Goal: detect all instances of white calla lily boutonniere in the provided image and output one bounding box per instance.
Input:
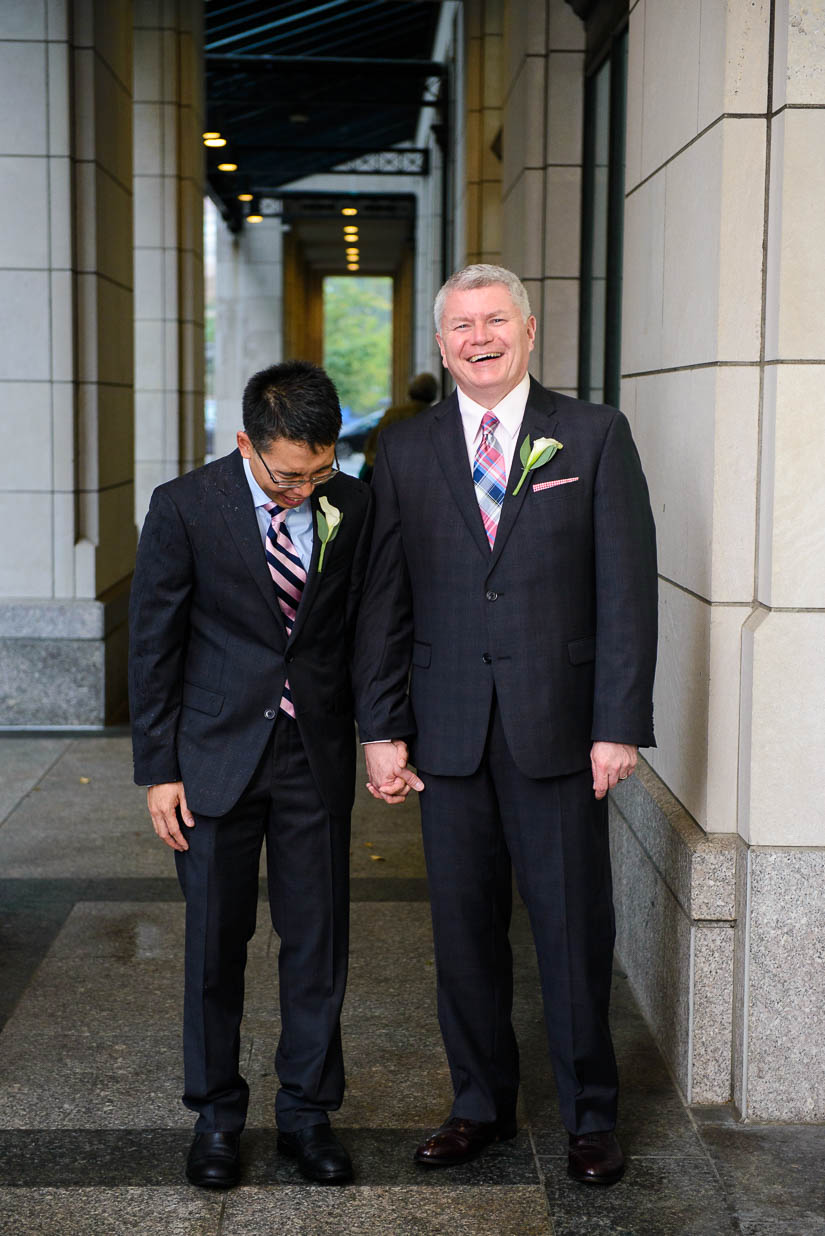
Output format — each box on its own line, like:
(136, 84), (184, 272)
(316, 495), (343, 572)
(512, 434), (563, 495)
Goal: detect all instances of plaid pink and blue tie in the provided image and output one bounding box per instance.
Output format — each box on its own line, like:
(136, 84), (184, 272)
(473, 412), (506, 548)
(264, 503), (307, 717)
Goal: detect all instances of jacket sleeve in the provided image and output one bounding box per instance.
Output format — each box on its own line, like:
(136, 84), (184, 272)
(590, 410), (658, 747)
(128, 487), (194, 785)
(352, 434), (416, 743)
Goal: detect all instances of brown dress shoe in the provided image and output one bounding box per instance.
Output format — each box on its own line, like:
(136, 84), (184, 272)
(414, 1116), (517, 1167)
(567, 1130), (625, 1185)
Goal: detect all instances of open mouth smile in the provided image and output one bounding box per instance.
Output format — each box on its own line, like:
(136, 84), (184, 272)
(468, 352), (503, 363)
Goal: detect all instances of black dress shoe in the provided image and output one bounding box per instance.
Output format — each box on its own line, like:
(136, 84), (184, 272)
(277, 1124), (353, 1184)
(567, 1130), (625, 1185)
(414, 1115), (518, 1167)
(186, 1131), (241, 1189)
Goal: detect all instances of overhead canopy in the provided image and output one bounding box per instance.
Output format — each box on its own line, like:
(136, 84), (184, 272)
(204, 0), (445, 229)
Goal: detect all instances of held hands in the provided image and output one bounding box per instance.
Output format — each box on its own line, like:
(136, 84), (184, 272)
(147, 781), (195, 851)
(365, 740), (425, 805)
(591, 741), (638, 800)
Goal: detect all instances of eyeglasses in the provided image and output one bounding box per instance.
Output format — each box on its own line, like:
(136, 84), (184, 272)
(255, 447), (339, 489)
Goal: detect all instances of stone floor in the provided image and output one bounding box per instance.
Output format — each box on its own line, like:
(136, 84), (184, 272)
(0, 733), (823, 1235)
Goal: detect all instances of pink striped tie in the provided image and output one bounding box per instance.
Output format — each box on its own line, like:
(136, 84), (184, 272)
(264, 503), (307, 718)
(473, 412), (506, 548)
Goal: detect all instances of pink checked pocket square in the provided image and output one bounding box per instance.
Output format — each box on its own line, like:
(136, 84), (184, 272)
(533, 476), (580, 492)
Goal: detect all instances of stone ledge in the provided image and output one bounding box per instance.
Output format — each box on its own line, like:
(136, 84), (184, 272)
(0, 581), (131, 641)
(612, 757), (738, 921)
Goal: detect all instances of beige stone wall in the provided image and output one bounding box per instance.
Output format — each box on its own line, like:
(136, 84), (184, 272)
(0, 0), (136, 724)
(619, 0), (825, 1120)
(463, 0), (504, 263)
(133, 0), (205, 526)
(622, 0), (770, 836)
(501, 0), (584, 393)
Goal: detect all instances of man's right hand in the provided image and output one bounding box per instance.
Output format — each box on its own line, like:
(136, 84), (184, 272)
(147, 781), (195, 851)
(365, 741), (425, 805)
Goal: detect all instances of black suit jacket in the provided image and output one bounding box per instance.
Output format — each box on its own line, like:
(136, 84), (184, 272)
(129, 450), (373, 817)
(354, 378), (657, 779)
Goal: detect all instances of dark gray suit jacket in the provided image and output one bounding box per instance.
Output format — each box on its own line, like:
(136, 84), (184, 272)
(354, 378), (657, 778)
(129, 450), (373, 817)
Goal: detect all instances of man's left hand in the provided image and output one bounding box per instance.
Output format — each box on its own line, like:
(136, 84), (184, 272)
(591, 741), (638, 800)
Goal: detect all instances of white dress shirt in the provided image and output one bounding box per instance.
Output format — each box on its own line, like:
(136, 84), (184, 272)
(456, 372), (531, 479)
(242, 456), (314, 571)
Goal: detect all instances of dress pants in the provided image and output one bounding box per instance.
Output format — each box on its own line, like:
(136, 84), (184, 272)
(418, 698), (619, 1136)
(174, 713), (351, 1134)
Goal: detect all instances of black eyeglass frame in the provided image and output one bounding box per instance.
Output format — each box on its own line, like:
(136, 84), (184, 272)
(254, 446), (340, 489)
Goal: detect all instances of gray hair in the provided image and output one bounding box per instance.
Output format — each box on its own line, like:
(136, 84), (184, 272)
(433, 264), (532, 334)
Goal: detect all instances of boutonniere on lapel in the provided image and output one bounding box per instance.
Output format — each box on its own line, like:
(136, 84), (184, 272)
(512, 434), (564, 495)
(316, 495), (343, 572)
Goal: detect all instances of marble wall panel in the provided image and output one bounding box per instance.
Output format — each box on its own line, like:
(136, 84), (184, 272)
(632, 366), (759, 602)
(774, 0), (825, 108)
(639, 0), (701, 180)
(765, 109), (825, 362)
(0, 157), (49, 268)
(621, 171), (665, 375)
(697, 0), (770, 129)
(547, 0), (584, 49)
(740, 609), (825, 847)
(545, 50), (583, 166)
(0, 384), (52, 491)
(759, 364), (825, 609)
(647, 582), (748, 833)
(0, 41), (47, 155)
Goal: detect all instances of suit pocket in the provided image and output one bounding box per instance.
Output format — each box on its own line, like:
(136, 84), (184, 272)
(567, 636), (596, 665)
(182, 681), (225, 716)
(412, 640), (432, 668)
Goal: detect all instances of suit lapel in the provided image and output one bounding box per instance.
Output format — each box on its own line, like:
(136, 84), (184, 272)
(489, 379), (561, 569)
(431, 393), (491, 561)
(216, 450), (285, 632)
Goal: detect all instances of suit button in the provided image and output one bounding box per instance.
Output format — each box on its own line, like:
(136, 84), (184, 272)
(482, 653), (492, 665)
(486, 590), (498, 601)
(264, 708), (276, 720)
(285, 653), (294, 663)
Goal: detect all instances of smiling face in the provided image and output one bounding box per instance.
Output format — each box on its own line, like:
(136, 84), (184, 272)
(435, 283), (536, 408)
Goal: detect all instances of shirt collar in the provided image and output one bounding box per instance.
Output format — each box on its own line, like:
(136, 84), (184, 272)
(456, 372), (531, 441)
(241, 455), (309, 515)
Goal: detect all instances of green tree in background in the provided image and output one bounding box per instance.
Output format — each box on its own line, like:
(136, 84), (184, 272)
(323, 276), (392, 416)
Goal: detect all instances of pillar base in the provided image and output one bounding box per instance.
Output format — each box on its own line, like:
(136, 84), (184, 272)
(0, 582), (131, 727)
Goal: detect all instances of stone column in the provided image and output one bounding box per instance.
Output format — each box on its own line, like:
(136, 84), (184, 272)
(0, 1), (135, 726)
(732, 0), (825, 1121)
(501, 0), (584, 388)
(133, 0), (205, 526)
(614, 0), (825, 1120)
(463, 0), (504, 264)
(213, 219), (283, 460)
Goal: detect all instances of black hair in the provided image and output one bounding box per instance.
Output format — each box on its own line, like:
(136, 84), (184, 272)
(242, 360), (342, 450)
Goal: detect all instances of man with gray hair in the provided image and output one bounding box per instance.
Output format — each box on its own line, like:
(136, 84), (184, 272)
(354, 264), (658, 1185)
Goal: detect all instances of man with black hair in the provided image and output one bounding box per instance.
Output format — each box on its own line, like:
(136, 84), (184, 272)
(129, 360), (375, 1189)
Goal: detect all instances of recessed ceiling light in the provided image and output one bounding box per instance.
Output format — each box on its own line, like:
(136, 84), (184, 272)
(204, 137), (227, 148)
(217, 163), (237, 172)
(341, 207), (358, 216)
(238, 193), (253, 202)
(246, 214), (263, 223)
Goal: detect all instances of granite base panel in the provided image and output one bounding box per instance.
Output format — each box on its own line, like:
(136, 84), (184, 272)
(609, 760), (736, 1106)
(734, 847), (825, 1121)
(0, 592), (130, 726)
(612, 761), (825, 1121)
